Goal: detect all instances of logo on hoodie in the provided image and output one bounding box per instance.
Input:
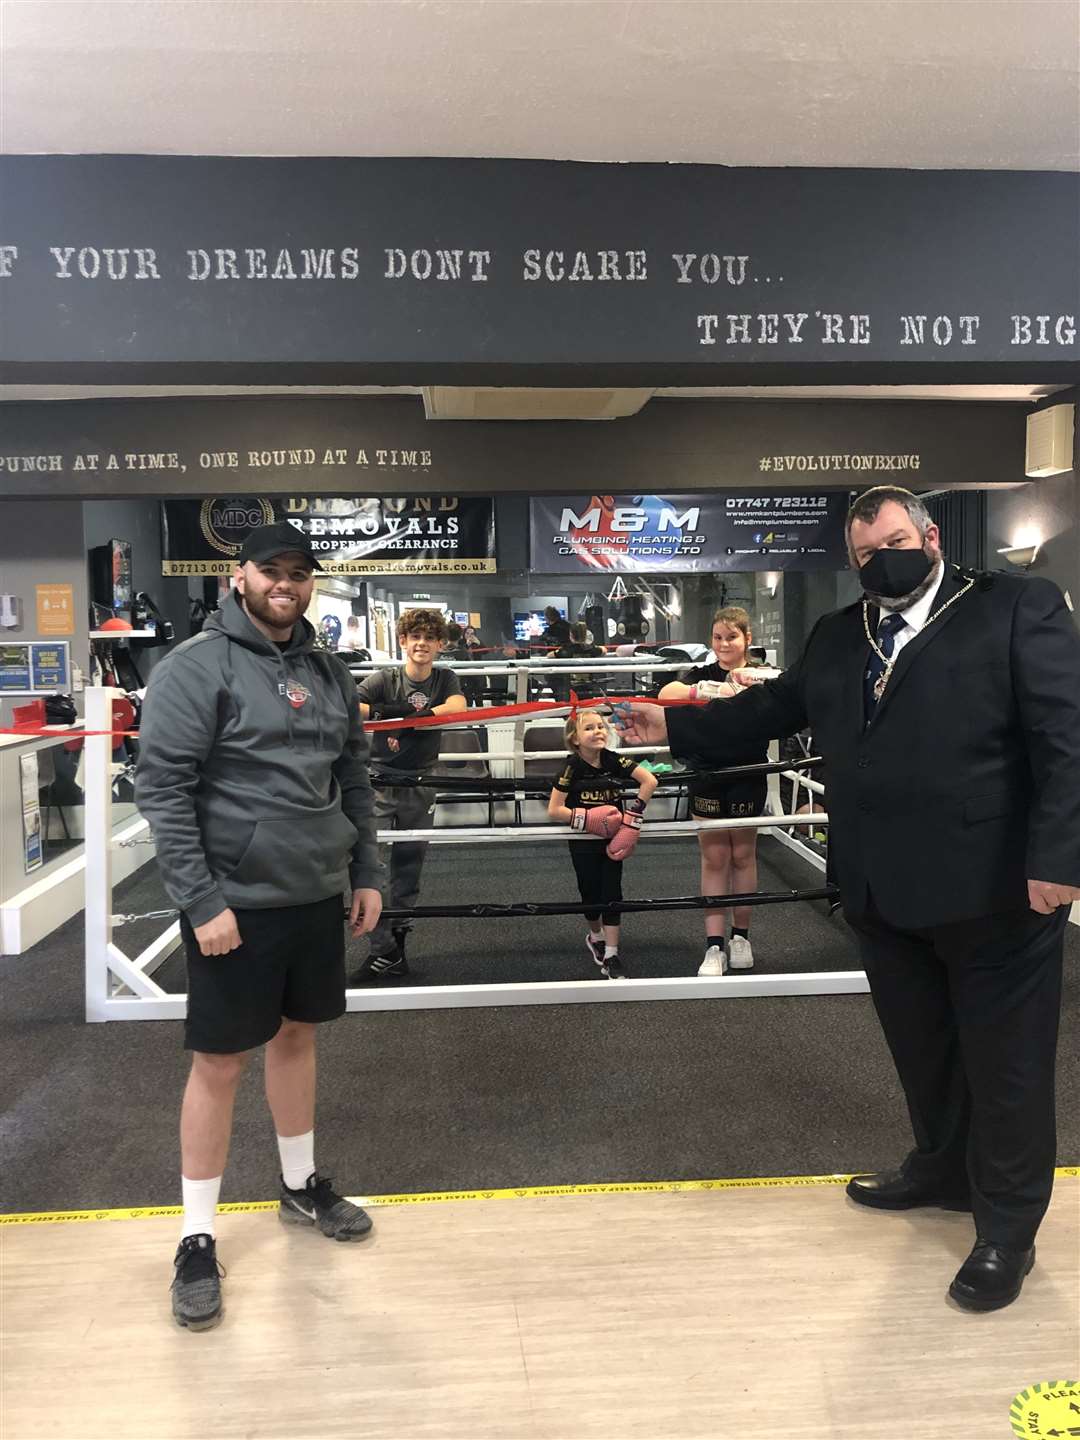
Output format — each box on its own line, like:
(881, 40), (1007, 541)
(284, 679), (310, 709)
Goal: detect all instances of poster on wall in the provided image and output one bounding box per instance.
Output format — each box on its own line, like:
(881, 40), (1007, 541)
(160, 496), (497, 575)
(0, 641), (71, 694)
(530, 493), (849, 573)
(35, 584), (76, 636)
(30, 643), (70, 689)
(0, 645), (33, 691)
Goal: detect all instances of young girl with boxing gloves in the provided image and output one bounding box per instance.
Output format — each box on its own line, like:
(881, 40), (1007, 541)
(548, 710), (658, 980)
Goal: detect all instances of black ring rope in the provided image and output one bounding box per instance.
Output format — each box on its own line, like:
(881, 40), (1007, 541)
(113, 885), (839, 928)
(376, 885), (838, 921)
(371, 754), (823, 793)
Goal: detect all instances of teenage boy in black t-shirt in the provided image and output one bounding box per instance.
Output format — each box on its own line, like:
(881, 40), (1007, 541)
(355, 608), (466, 977)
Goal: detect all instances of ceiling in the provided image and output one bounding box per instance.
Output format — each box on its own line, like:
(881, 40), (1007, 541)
(3, 0), (1077, 168)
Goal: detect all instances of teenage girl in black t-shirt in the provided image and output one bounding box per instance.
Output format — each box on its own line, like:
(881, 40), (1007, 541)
(659, 607), (767, 977)
(548, 710), (658, 980)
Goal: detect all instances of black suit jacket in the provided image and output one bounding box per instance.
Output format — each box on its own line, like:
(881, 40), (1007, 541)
(666, 566), (1080, 928)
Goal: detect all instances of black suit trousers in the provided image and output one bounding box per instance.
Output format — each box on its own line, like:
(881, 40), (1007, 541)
(850, 897), (1067, 1249)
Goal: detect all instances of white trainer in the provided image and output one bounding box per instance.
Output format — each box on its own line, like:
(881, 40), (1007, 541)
(698, 945), (726, 976)
(728, 936), (755, 970)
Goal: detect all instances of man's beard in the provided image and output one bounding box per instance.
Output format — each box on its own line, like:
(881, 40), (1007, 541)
(863, 545), (943, 612)
(243, 589), (301, 632)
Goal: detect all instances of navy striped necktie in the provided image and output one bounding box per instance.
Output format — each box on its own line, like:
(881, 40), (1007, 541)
(864, 612), (906, 721)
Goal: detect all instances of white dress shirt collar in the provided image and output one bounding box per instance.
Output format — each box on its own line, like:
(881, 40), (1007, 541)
(891, 559), (946, 634)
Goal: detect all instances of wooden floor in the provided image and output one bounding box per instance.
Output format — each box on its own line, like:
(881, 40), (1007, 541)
(2, 1179), (1078, 1440)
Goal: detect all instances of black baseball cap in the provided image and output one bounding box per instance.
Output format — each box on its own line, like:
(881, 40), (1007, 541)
(238, 521), (323, 570)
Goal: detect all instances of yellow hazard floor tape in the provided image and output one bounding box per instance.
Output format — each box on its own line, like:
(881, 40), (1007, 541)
(3, 1167), (1077, 1226)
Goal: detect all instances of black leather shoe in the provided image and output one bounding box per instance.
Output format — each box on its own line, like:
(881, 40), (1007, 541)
(846, 1169), (971, 1211)
(948, 1240), (1035, 1312)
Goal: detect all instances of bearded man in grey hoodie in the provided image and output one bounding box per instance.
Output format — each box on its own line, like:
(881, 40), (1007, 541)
(136, 521), (383, 1331)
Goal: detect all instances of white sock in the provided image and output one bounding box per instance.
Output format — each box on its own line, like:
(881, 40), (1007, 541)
(604, 944), (618, 959)
(180, 1174), (222, 1241)
(277, 1130), (315, 1191)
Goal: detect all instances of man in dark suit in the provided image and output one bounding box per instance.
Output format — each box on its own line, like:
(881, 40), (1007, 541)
(615, 486), (1080, 1312)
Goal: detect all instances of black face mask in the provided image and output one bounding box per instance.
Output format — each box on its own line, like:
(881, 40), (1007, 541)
(858, 546), (934, 599)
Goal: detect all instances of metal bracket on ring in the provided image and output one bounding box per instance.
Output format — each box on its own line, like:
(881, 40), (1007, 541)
(112, 909), (180, 926)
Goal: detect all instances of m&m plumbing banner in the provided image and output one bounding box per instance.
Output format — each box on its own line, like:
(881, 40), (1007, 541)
(530, 492), (850, 573)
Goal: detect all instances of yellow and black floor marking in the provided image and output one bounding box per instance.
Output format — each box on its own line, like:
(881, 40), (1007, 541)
(1009, 1381), (1080, 1440)
(3, 1166), (1077, 1227)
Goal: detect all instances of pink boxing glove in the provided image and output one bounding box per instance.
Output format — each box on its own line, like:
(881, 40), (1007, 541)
(606, 797), (647, 861)
(571, 804), (622, 840)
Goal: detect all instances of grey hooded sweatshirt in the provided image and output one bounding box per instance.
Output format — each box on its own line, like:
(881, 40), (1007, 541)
(135, 591), (379, 927)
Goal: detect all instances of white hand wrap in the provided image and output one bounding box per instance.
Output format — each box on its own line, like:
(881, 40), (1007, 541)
(729, 666), (782, 685)
(690, 679), (731, 700)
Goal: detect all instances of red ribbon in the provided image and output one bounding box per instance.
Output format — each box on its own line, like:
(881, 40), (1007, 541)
(2, 693), (708, 741)
(362, 693), (704, 732)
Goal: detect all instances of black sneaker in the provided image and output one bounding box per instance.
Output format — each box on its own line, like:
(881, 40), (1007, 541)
(357, 946), (409, 981)
(585, 932), (606, 969)
(171, 1233), (225, 1330)
(279, 1172), (374, 1241)
(601, 954), (629, 981)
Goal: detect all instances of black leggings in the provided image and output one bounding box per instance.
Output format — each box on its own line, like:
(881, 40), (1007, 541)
(569, 840), (623, 927)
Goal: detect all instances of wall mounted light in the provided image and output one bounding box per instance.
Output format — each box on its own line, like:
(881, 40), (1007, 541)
(996, 528), (1042, 569)
(997, 543), (1041, 568)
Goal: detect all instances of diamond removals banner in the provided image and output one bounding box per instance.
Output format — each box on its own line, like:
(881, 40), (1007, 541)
(161, 495), (497, 576)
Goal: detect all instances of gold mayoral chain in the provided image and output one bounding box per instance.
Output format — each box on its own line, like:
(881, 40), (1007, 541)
(862, 573), (975, 702)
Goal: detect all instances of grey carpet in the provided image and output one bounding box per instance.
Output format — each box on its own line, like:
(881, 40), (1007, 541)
(2, 837), (1077, 1212)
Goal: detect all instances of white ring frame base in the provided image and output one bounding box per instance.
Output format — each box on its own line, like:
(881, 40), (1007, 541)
(89, 970), (870, 1022)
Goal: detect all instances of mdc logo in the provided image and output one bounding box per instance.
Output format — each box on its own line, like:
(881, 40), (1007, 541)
(200, 496), (276, 556)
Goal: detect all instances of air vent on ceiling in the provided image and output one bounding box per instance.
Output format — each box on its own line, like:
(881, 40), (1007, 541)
(422, 387), (653, 421)
(1025, 403), (1074, 477)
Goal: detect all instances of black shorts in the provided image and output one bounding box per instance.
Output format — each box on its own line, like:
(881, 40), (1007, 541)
(180, 894), (346, 1054)
(689, 776), (767, 821)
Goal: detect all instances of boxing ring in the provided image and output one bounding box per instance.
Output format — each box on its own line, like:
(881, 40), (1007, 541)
(82, 658), (867, 1021)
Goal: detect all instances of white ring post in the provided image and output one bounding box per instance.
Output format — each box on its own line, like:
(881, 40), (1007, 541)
(83, 685), (116, 1022)
(83, 685), (174, 1020)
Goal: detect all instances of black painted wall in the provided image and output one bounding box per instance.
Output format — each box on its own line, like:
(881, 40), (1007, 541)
(0, 394), (1031, 499)
(1, 158), (1077, 384)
